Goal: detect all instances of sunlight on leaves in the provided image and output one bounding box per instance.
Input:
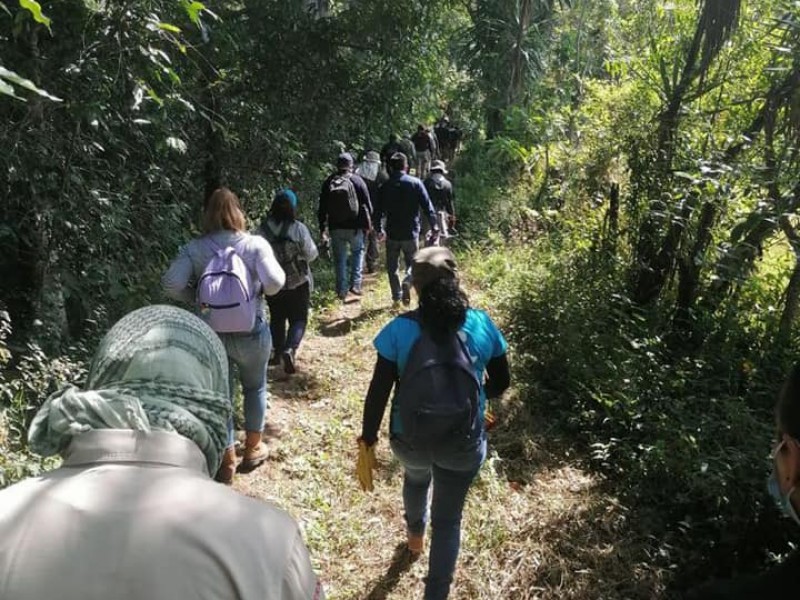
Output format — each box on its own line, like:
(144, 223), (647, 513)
(0, 66), (61, 102)
(18, 0), (51, 30)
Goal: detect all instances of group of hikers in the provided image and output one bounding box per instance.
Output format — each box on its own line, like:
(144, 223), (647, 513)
(0, 135), (798, 598)
(0, 139), (507, 600)
(320, 145), (456, 306)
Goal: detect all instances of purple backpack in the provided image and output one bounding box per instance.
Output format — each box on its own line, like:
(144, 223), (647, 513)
(196, 238), (258, 333)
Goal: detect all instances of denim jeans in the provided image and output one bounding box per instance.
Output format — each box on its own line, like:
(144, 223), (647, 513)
(330, 229), (365, 295)
(266, 282), (310, 353)
(390, 435), (487, 600)
(218, 317), (271, 445)
(386, 238), (419, 301)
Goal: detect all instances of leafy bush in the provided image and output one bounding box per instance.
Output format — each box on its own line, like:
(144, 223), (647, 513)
(0, 311), (86, 490)
(462, 229), (796, 590)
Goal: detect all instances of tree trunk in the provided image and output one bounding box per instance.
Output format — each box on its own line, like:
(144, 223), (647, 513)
(778, 252), (800, 342)
(602, 182), (620, 256)
(671, 199), (718, 342)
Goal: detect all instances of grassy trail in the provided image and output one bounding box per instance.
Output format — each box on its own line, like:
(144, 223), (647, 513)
(233, 267), (667, 599)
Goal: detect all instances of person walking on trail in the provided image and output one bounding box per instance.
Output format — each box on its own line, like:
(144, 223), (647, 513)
(428, 126), (440, 160)
(356, 247), (511, 600)
(423, 160), (456, 240)
(380, 133), (404, 170)
(412, 124), (434, 178)
(356, 150), (388, 274)
(686, 365), (800, 599)
(258, 189), (318, 375)
(400, 132), (417, 167)
(162, 187), (285, 484)
(374, 152), (439, 307)
(0, 305), (324, 600)
(318, 152), (373, 300)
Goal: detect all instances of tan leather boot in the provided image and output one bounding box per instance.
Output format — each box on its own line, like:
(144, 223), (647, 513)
(214, 446), (237, 485)
(407, 530), (424, 555)
(241, 431), (269, 469)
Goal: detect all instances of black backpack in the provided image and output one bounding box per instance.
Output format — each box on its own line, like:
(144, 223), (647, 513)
(395, 311), (481, 448)
(261, 221), (307, 289)
(426, 175), (450, 210)
(326, 173), (359, 225)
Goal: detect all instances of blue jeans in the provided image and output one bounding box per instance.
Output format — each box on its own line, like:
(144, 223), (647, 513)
(218, 317), (271, 445)
(386, 238), (419, 301)
(330, 229), (365, 295)
(390, 435), (487, 600)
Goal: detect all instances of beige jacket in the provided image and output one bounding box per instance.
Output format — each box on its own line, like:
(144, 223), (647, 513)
(0, 430), (323, 600)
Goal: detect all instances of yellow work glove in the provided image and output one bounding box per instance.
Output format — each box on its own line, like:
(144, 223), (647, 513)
(485, 403), (497, 431)
(356, 438), (377, 492)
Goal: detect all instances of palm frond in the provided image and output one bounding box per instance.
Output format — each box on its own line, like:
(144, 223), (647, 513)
(697, 0), (742, 75)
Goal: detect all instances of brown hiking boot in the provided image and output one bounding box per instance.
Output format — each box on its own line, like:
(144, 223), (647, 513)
(214, 446), (237, 485)
(240, 431), (269, 470)
(407, 530), (424, 555)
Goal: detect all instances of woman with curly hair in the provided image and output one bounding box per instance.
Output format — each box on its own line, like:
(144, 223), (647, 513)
(358, 246), (511, 600)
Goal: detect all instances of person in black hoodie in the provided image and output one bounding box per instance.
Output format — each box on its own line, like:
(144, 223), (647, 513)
(685, 366), (800, 598)
(318, 152), (372, 300)
(423, 160), (455, 239)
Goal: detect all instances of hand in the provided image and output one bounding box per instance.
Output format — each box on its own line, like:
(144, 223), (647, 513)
(377, 232), (386, 243)
(322, 230), (330, 243)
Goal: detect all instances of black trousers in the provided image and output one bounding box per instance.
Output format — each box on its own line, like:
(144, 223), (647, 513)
(266, 281), (311, 354)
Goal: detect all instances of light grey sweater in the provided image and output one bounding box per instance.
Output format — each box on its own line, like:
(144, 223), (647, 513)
(162, 230), (286, 317)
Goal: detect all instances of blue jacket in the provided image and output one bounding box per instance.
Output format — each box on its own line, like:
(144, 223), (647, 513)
(374, 172), (437, 241)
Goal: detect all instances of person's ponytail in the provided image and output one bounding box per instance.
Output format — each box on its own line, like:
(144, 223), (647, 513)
(417, 278), (468, 343)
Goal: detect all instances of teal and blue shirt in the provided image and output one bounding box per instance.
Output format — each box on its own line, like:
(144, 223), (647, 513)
(373, 308), (508, 435)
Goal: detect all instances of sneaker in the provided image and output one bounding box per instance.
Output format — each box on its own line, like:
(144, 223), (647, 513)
(401, 280), (411, 306)
(282, 348), (296, 375)
(268, 355), (281, 367)
(349, 286), (363, 296)
(337, 291), (348, 301)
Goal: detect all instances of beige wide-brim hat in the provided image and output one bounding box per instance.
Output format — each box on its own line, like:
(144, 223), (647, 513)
(411, 247), (458, 291)
(430, 160), (448, 174)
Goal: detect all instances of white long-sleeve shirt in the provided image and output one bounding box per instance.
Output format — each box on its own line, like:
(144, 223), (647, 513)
(0, 430), (324, 600)
(162, 230), (286, 316)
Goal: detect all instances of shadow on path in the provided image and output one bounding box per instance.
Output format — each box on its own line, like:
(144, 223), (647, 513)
(361, 542), (419, 600)
(318, 307), (389, 337)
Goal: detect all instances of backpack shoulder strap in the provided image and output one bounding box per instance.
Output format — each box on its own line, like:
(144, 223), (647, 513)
(203, 235), (223, 253)
(279, 220), (292, 240)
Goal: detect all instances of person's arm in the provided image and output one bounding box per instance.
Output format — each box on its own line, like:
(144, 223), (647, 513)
(281, 527), (325, 600)
(253, 237), (286, 296)
(353, 176), (373, 230)
(445, 183), (455, 219)
(299, 224), (319, 263)
(484, 353), (510, 399)
(417, 181), (438, 232)
(162, 243), (196, 304)
(374, 185), (385, 237)
(360, 354), (398, 445)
